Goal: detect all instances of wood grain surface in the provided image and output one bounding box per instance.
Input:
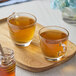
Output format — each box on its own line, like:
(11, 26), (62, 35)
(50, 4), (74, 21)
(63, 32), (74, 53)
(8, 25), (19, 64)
(0, 18), (76, 72)
(0, 0), (8, 3)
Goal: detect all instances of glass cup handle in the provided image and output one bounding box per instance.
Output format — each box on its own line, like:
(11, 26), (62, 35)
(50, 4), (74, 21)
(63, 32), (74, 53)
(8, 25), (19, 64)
(61, 44), (66, 53)
(58, 43), (66, 56)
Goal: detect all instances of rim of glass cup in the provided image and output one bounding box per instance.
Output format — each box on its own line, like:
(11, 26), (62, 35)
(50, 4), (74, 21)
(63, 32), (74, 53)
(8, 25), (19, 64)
(7, 12), (37, 28)
(39, 26), (69, 41)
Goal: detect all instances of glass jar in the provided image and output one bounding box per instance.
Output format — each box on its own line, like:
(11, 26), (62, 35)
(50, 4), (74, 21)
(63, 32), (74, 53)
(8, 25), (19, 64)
(62, 7), (76, 25)
(0, 47), (16, 76)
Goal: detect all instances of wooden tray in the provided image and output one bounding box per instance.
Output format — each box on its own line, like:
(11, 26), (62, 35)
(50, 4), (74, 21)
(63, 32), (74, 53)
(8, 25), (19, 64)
(0, 18), (76, 72)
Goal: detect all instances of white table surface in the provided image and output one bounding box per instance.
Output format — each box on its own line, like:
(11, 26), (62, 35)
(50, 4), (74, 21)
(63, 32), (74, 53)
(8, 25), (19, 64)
(0, 0), (76, 76)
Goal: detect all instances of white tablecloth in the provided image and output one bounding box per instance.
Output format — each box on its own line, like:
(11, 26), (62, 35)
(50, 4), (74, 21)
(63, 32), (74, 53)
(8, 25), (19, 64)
(0, 0), (76, 76)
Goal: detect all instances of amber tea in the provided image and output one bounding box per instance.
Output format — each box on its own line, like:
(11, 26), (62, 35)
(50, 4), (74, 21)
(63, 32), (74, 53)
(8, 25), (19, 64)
(39, 26), (69, 61)
(7, 12), (37, 46)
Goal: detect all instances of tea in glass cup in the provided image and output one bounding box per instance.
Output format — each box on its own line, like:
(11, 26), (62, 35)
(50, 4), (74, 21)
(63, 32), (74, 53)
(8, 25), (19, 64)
(7, 12), (37, 46)
(39, 26), (69, 61)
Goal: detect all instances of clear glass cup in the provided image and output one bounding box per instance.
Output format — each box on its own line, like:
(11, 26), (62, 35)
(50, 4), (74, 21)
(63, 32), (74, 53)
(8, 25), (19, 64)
(7, 12), (37, 46)
(62, 7), (76, 25)
(39, 26), (69, 61)
(0, 47), (16, 76)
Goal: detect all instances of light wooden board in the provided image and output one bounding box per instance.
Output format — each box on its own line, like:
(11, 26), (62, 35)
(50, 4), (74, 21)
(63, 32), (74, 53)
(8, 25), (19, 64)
(0, 18), (76, 72)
